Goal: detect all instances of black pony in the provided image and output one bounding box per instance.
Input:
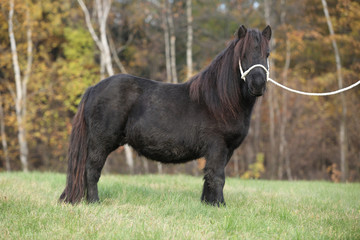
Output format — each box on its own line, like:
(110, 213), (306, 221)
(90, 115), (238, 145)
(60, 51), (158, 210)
(60, 25), (271, 206)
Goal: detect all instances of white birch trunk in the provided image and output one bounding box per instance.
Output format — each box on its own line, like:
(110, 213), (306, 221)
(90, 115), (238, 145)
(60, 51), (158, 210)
(8, 0), (32, 172)
(100, 53), (106, 80)
(108, 31), (128, 74)
(157, 162), (163, 174)
(166, 0), (177, 83)
(124, 145), (134, 174)
(96, 0), (113, 76)
(321, 0), (347, 182)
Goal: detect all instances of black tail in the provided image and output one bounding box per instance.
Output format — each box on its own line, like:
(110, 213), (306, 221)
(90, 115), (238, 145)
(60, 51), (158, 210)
(59, 88), (92, 204)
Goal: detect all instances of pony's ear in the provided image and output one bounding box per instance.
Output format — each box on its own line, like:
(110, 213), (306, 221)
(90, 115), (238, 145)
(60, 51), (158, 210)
(262, 25), (272, 41)
(237, 25), (247, 39)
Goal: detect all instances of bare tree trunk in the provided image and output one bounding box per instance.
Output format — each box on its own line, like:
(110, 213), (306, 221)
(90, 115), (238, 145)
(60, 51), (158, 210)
(124, 145), (134, 174)
(99, 54), (106, 80)
(165, 0), (177, 83)
(142, 157), (149, 174)
(78, 0), (105, 80)
(162, 5), (172, 83)
(78, 0), (134, 174)
(279, 38), (292, 180)
(233, 154), (239, 177)
(157, 162), (163, 174)
(321, 0), (347, 182)
(185, 0), (197, 174)
(253, 98), (263, 154)
(264, 0), (276, 179)
(108, 31), (128, 74)
(96, 0), (113, 76)
(8, 0), (32, 172)
(0, 96), (10, 171)
(277, 0), (292, 180)
(186, 0), (193, 79)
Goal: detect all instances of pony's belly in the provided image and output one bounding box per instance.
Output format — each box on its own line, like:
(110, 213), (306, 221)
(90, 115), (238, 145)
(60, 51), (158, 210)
(135, 143), (200, 164)
(126, 125), (202, 163)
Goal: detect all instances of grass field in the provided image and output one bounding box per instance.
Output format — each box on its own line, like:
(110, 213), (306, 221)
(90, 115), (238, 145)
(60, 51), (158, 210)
(1, 172), (359, 239)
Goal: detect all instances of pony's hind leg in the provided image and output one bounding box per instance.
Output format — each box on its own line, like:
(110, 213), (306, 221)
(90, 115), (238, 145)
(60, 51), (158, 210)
(85, 146), (109, 203)
(85, 129), (124, 203)
(82, 75), (140, 202)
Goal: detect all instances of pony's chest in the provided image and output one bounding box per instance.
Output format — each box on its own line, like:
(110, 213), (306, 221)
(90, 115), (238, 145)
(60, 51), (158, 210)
(222, 118), (251, 149)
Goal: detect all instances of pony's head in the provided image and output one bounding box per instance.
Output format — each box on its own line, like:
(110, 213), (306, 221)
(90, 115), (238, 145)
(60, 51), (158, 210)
(189, 25), (272, 121)
(235, 25), (271, 97)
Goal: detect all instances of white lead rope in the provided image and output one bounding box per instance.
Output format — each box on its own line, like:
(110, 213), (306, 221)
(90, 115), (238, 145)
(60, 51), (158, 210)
(267, 77), (360, 96)
(239, 59), (360, 96)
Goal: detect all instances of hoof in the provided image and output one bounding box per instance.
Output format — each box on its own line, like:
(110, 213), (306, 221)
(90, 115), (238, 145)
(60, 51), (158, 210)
(201, 198), (226, 207)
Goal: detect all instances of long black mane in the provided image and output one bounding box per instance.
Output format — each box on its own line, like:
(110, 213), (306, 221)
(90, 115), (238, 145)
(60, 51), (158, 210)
(189, 29), (269, 121)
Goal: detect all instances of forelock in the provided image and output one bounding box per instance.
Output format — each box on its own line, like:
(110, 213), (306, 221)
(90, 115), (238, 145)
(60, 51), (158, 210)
(238, 29), (269, 60)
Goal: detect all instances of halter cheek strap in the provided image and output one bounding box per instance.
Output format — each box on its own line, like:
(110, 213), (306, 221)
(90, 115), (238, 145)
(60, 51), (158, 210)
(238, 58), (270, 82)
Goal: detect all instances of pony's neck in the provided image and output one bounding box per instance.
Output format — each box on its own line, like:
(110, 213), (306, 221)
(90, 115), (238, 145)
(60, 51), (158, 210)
(188, 39), (257, 121)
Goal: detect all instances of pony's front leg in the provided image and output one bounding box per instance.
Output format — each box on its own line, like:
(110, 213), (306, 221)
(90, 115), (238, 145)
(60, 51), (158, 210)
(201, 145), (228, 206)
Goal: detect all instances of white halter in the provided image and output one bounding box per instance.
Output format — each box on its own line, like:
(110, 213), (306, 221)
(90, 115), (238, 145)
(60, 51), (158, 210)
(238, 58), (269, 82)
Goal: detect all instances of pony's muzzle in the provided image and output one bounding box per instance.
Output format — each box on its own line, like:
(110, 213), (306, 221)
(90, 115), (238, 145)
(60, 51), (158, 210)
(248, 70), (267, 96)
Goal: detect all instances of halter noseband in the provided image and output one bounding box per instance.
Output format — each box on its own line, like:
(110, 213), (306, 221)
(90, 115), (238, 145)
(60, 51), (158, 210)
(238, 58), (270, 82)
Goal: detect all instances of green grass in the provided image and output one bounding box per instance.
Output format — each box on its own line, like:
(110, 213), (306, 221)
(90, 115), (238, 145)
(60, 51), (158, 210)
(1, 172), (359, 239)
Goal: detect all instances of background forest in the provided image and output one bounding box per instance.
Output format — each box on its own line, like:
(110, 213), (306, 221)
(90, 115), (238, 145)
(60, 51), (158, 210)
(0, 0), (359, 181)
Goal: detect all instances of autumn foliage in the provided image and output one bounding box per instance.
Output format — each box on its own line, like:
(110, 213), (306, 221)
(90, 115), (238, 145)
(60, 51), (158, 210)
(0, 0), (359, 181)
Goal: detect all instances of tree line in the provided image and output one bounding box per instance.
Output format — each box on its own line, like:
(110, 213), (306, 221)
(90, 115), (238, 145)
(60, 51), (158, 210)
(0, 0), (359, 181)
